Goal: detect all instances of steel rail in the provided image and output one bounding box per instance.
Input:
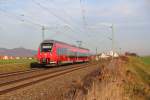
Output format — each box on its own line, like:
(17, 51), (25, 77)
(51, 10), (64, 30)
(0, 68), (45, 78)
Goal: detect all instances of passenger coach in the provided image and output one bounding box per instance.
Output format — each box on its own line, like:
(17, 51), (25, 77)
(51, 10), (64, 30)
(37, 40), (90, 65)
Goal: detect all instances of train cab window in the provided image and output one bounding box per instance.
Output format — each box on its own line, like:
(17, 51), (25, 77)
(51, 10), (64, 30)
(41, 43), (53, 52)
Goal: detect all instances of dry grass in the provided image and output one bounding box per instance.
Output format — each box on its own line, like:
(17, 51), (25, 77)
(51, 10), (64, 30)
(0, 63), (31, 73)
(0, 59), (36, 65)
(64, 68), (101, 100)
(0, 59), (36, 73)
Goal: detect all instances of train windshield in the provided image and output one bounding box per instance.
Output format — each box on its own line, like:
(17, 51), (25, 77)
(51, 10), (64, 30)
(41, 43), (53, 52)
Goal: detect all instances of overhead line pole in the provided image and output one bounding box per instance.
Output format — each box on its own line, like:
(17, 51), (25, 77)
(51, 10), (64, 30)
(110, 24), (114, 61)
(42, 26), (45, 41)
(80, 0), (87, 29)
(76, 40), (82, 61)
(96, 48), (98, 55)
(76, 40), (82, 47)
(79, 0), (93, 38)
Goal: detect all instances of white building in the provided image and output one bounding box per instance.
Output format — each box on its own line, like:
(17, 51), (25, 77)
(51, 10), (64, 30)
(99, 53), (109, 58)
(99, 51), (119, 59)
(15, 57), (20, 59)
(107, 51), (119, 57)
(3, 56), (8, 60)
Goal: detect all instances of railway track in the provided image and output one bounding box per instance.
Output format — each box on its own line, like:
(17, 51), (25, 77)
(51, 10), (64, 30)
(0, 68), (45, 78)
(0, 63), (92, 95)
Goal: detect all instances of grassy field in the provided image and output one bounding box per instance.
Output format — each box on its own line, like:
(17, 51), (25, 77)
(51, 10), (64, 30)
(0, 59), (36, 73)
(125, 56), (150, 100)
(140, 56), (150, 65)
(0, 59), (36, 65)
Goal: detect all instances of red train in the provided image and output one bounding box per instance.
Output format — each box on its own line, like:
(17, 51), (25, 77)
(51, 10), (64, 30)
(37, 40), (90, 65)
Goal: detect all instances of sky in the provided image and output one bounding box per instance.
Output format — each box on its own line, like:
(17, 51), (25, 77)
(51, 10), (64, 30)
(0, 0), (150, 55)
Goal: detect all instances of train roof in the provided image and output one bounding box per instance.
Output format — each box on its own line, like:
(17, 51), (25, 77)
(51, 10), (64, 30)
(42, 40), (89, 50)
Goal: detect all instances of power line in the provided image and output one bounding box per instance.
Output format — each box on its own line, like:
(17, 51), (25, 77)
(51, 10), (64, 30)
(0, 8), (110, 51)
(44, 0), (84, 33)
(0, 8), (45, 28)
(31, 0), (89, 37)
(0, 8), (52, 41)
(31, 0), (72, 27)
(0, 8), (79, 42)
(0, 5), (84, 47)
(45, 0), (95, 39)
(45, 0), (75, 24)
(0, 9), (24, 23)
(31, 0), (107, 46)
(0, 1), (112, 52)
(49, 0), (94, 39)
(32, 0), (87, 41)
(19, 1), (83, 41)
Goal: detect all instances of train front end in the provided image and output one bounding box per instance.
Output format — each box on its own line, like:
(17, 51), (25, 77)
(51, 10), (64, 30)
(37, 42), (55, 65)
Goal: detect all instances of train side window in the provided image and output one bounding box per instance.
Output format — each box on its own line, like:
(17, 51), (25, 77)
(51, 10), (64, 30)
(57, 48), (64, 55)
(60, 49), (61, 55)
(63, 48), (65, 55)
(66, 48), (68, 55)
(62, 48), (64, 55)
(65, 48), (67, 55)
(57, 48), (60, 55)
(72, 51), (74, 56)
(61, 48), (67, 55)
(69, 50), (72, 56)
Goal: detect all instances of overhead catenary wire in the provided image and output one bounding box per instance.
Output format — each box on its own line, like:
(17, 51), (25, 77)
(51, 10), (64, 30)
(0, 8), (52, 41)
(46, 0), (95, 39)
(20, 13), (88, 42)
(19, 6), (57, 26)
(31, 0), (110, 49)
(0, 8), (79, 42)
(44, 0), (76, 25)
(39, 3), (110, 49)
(0, 8), (45, 28)
(31, 0), (74, 29)
(0, 1), (112, 53)
(41, 0), (94, 41)
(31, 0), (91, 45)
(31, 0), (90, 37)
(32, 0), (98, 47)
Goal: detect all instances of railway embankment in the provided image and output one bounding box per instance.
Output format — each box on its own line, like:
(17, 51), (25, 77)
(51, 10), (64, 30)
(68, 58), (128, 100)
(65, 56), (150, 100)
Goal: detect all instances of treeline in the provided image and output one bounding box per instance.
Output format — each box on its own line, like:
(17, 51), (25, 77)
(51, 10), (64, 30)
(125, 52), (138, 57)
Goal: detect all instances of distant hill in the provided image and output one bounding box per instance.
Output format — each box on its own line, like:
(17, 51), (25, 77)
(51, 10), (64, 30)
(0, 47), (37, 57)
